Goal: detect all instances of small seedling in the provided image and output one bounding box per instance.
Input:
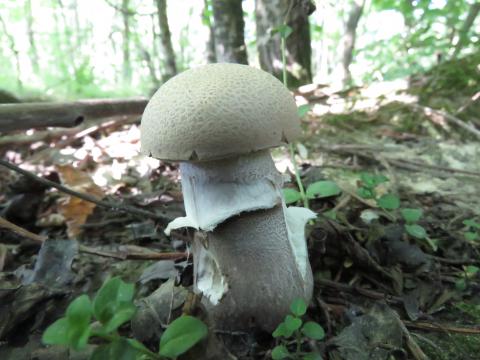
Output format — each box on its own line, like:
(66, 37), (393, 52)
(283, 180), (341, 206)
(42, 277), (207, 359)
(271, 298), (324, 359)
(463, 218), (480, 243)
(357, 172), (400, 210)
(455, 265), (480, 291)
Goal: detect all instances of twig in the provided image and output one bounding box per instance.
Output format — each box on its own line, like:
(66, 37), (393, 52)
(393, 313), (429, 360)
(319, 144), (480, 178)
(0, 215), (186, 261)
(404, 321), (480, 335)
(0, 216), (47, 242)
(0, 158), (170, 224)
(410, 103), (480, 140)
(428, 255), (480, 266)
(316, 278), (403, 305)
(387, 158), (480, 178)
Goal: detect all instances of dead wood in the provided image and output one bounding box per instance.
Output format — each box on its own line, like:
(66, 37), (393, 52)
(0, 97), (148, 132)
(0, 158), (170, 224)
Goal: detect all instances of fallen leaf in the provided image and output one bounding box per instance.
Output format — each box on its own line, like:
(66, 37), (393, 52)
(56, 165), (105, 238)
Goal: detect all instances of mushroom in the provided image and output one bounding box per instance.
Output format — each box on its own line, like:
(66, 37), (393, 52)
(141, 63), (315, 332)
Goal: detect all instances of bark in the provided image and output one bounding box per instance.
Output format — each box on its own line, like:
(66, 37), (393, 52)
(255, 0), (315, 87)
(155, 0), (177, 82)
(211, 0), (248, 64)
(122, 0), (132, 85)
(0, 98), (148, 132)
(340, 0), (365, 88)
(25, 0), (40, 74)
(203, 0), (217, 63)
(453, 2), (480, 57)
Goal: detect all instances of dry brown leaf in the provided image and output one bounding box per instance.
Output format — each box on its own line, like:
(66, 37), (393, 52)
(56, 165), (105, 238)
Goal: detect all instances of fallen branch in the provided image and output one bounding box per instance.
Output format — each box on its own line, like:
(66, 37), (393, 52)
(315, 278), (403, 305)
(0, 98), (148, 132)
(409, 103), (480, 140)
(0, 215), (185, 261)
(404, 321), (480, 335)
(0, 158), (170, 224)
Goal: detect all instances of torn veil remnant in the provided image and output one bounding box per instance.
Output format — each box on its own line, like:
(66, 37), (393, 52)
(141, 63), (315, 331)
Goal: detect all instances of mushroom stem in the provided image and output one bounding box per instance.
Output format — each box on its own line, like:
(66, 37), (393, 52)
(168, 150), (314, 331)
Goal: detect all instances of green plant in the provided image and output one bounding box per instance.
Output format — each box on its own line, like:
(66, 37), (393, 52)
(283, 180), (342, 207)
(42, 277), (208, 359)
(463, 218), (480, 243)
(271, 298), (324, 360)
(356, 172), (438, 250)
(357, 172), (400, 210)
(273, 19), (342, 211)
(455, 265), (480, 291)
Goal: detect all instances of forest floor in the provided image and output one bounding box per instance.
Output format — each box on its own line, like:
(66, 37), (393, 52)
(0, 54), (479, 360)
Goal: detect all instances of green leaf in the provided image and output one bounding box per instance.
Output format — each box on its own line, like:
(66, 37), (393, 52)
(159, 315), (208, 358)
(66, 295), (93, 350)
(101, 304), (137, 333)
(271, 24), (293, 39)
(284, 315), (302, 332)
(303, 353), (323, 360)
(360, 173), (388, 188)
(301, 322), (325, 340)
(456, 278), (466, 291)
(283, 188), (302, 205)
(90, 338), (141, 360)
(357, 187), (375, 199)
(465, 232), (479, 242)
(42, 317), (70, 346)
(463, 219), (480, 229)
(405, 224), (427, 239)
(272, 345), (290, 360)
(66, 295), (92, 325)
(306, 181), (341, 199)
(377, 194), (400, 210)
(93, 277), (134, 325)
(272, 322), (288, 338)
(465, 265), (479, 276)
(400, 208), (423, 223)
(297, 104), (311, 118)
(290, 298), (307, 316)
(323, 210), (337, 220)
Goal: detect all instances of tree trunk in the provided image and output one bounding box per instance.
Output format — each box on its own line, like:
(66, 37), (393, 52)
(340, 0), (365, 88)
(255, 0), (314, 87)
(121, 0), (132, 85)
(0, 14), (22, 90)
(211, 0), (248, 64)
(453, 2), (480, 57)
(25, 0), (40, 74)
(203, 0), (217, 63)
(155, 0), (177, 82)
(0, 98), (148, 132)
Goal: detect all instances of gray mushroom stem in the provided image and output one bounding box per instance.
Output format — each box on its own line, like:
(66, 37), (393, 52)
(166, 150), (314, 331)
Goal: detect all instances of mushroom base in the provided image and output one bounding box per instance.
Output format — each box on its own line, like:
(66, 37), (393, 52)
(193, 205), (313, 332)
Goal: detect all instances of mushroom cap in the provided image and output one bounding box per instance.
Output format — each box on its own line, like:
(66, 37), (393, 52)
(141, 63), (300, 161)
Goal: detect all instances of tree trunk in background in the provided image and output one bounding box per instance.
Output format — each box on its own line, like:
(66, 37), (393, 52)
(0, 14), (22, 90)
(203, 0), (217, 63)
(256, 0), (314, 87)
(340, 0), (365, 88)
(453, 2), (480, 57)
(121, 0), (132, 85)
(155, 0), (177, 82)
(25, 0), (40, 74)
(211, 0), (248, 64)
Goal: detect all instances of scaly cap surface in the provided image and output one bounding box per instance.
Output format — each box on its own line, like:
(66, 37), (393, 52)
(141, 63), (300, 161)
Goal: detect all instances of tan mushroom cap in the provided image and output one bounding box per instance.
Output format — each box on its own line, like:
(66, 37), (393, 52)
(141, 63), (300, 161)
